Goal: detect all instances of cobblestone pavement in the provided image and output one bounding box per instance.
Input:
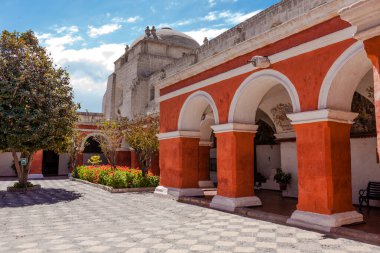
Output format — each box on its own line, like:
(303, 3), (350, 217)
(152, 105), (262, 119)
(1, 179), (380, 253)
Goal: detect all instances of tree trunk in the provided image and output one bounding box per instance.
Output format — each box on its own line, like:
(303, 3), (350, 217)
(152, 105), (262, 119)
(11, 151), (22, 182)
(12, 151), (35, 187)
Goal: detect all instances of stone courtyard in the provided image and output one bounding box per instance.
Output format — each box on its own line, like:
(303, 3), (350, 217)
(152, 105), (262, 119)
(0, 179), (379, 253)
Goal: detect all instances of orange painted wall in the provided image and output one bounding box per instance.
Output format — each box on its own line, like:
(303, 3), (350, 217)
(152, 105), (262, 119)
(215, 132), (255, 198)
(29, 150), (43, 174)
(131, 151), (140, 169)
(294, 121), (354, 214)
(159, 138), (199, 188)
(76, 153), (84, 166)
(116, 151), (131, 166)
(160, 39), (355, 132)
(161, 17), (351, 96)
(198, 146), (211, 181)
(149, 152), (160, 176)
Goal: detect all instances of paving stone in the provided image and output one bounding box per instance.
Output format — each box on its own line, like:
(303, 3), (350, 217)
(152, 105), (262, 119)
(1, 179), (380, 253)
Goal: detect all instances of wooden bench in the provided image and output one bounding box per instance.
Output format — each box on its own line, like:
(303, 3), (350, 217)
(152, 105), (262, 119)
(359, 181), (380, 210)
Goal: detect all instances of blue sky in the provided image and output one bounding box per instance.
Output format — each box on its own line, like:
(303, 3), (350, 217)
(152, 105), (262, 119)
(0, 0), (279, 112)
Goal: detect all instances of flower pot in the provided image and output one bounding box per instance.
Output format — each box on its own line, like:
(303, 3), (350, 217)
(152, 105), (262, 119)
(279, 183), (287, 191)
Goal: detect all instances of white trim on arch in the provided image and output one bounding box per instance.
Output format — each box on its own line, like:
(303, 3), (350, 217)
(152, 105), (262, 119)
(177, 91), (220, 131)
(318, 41), (364, 109)
(80, 133), (107, 151)
(228, 69), (301, 123)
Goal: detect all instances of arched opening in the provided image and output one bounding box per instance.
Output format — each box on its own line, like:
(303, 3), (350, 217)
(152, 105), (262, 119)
(82, 136), (107, 165)
(319, 42), (380, 232)
(228, 69), (300, 212)
(178, 91), (219, 188)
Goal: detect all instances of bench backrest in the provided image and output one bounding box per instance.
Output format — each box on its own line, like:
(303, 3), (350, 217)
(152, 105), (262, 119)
(368, 182), (380, 199)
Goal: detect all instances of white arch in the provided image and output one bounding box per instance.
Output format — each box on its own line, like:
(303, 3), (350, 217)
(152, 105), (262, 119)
(178, 91), (220, 131)
(80, 133), (107, 151)
(318, 41), (371, 110)
(228, 69), (301, 124)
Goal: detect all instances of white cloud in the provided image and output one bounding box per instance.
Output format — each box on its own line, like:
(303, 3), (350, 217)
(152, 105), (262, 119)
(204, 10), (261, 24)
(54, 25), (79, 34)
(126, 16), (141, 23)
(184, 28), (227, 45)
(208, 0), (216, 7)
(87, 24), (121, 38)
(38, 28), (125, 111)
(112, 16), (141, 23)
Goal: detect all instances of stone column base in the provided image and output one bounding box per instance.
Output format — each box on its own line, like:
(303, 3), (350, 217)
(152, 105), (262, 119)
(28, 174), (44, 179)
(198, 180), (215, 188)
(154, 186), (204, 200)
(210, 195), (262, 212)
(287, 210), (363, 232)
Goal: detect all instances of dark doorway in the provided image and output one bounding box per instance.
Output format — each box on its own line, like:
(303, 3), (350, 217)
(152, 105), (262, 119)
(82, 136), (107, 165)
(83, 137), (102, 153)
(42, 150), (59, 176)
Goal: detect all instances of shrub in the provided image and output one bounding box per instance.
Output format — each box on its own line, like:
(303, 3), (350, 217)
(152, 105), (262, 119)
(98, 169), (110, 185)
(74, 165), (160, 188)
(112, 170), (127, 188)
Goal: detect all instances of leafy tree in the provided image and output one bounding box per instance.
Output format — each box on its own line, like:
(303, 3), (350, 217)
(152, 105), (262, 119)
(123, 115), (159, 177)
(0, 30), (79, 187)
(94, 120), (124, 169)
(66, 130), (87, 171)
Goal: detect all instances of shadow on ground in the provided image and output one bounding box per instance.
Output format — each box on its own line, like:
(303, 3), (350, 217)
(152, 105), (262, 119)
(0, 188), (82, 207)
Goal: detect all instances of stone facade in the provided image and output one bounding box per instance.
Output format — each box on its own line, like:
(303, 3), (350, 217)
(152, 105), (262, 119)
(102, 27), (199, 120)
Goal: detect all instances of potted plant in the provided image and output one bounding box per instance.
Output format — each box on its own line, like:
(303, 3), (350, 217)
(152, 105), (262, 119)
(254, 172), (267, 189)
(273, 168), (292, 191)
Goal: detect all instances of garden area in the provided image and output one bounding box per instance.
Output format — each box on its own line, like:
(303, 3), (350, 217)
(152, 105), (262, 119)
(72, 165), (159, 189)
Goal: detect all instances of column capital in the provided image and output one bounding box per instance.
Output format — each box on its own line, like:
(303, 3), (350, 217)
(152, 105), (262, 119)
(211, 123), (258, 133)
(339, 0), (380, 40)
(287, 109), (358, 125)
(157, 131), (200, 140)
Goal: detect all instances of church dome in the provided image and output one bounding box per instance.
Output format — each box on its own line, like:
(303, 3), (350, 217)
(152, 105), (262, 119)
(130, 27), (199, 49)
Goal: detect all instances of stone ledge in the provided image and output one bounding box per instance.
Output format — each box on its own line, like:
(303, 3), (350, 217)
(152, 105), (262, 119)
(210, 195), (262, 212)
(70, 178), (155, 193)
(154, 186), (204, 200)
(7, 184), (41, 192)
(287, 210), (364, 232)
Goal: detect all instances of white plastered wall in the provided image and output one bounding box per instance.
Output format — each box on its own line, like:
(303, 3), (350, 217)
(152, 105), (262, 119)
(280, 141), (298, 198)
(58, 153), (70, 175)
(256, 145), (281, 190)
(351, 137), (380, 206)
(0, 152), (17, 176)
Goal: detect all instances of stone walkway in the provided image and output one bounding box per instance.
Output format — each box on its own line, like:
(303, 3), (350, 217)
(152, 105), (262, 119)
(0, 179), (379, 253)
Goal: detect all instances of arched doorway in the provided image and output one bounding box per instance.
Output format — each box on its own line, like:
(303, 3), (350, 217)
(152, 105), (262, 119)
(82, 136), (107, 165)
(178, 91), (219, 188)
(209, 69), (300, 211)
(155, 90), (220, 198)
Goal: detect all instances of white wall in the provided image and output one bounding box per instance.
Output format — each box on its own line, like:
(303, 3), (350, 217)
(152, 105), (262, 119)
(58, 153), (70, 175)
(256, 145), (281, 190)
(280, 141), (298, 198)
(0, 152), (17, 176)
(351, 137), (380, 206)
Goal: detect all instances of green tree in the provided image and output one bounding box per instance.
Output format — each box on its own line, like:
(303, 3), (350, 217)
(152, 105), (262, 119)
(0, 30), (79, 187)
(94, 120), (124, 169)
(66, 130), (87, 172)
(123, 115), (159, 177)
